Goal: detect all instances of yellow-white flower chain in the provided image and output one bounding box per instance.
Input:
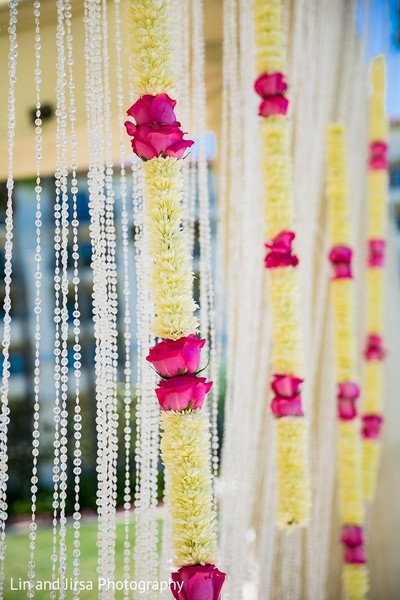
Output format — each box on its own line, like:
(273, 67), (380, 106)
(253, 0), (310, 529)
(326, 125), (368, 600)
(363, 56), (388, 501)
(127, 0), (218, 570)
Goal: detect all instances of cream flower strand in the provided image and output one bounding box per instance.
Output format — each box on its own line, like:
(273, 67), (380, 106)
(253, 0), (310, 529)
(326, 124), (368, 600)
(362, 56), (388, 501)
(126, 2), (225, 598)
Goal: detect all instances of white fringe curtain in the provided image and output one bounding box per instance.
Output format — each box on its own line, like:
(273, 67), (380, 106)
(218, 1), (399, 598)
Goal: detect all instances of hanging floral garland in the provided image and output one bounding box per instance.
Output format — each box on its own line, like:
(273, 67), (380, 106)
(362, 56), (388, 502)
(125, 1), (225, 598)
(326, 124), (368, 600)
(252, 0), (310, 527)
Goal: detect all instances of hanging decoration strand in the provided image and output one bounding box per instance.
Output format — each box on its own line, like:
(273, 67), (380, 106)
(362, 56), (388, 501)
(326, 124), (369, 600)
(0, 0), (18, 591)
(191, 0), (220, 485)
(26, 1), (43, 596)
(51, 2), (70, 595)
(113, 0), (133, 595)
(252, 0), (311, 528)
(64, 2), (83, 597)
(125, 1), (225, 598)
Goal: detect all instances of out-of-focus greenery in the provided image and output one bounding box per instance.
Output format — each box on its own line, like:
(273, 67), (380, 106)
(4, 518), (163, 600)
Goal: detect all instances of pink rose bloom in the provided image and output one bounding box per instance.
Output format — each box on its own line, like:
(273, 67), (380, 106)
(270, 396), (304, 417)
(362, 414), (383, 440)
(155, 374), (212, 412)
(126, 122), (194, 160)
(271, 374), (303, 397)
(254, 72), (287, 96)
(147, 335), (205, 378)
(369, 140), (388, 170)
(127, 93), (179, 126)
(170, 564), (226, 600)
(364, 334), (386, 361)
(124, 93), (194, 160)
(368, 239), (386, 267)
(328, 245), (353, 279)
(259, 95), (289, 117)
(264, 231), (299, 269)
(338, 382), (360, 400)
(337, 382), (359, 420)
(341, 525), (364, 547)
(337, 398), (357, 420)
(344, 546), (366, 564)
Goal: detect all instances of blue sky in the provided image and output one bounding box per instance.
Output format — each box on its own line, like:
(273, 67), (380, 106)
(357, 0), (400, 119)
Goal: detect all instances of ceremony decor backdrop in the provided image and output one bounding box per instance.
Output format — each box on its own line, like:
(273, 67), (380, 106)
(0, 1), (398, 600)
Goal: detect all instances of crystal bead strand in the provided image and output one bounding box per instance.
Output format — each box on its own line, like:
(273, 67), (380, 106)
(83, 1), (113, 596)
(101, 0), (119, 582)
(64, 3), (82, 597)
(191, 0), (220, 484)
(0, 0), (18, 591)
(51, 1), (70, 596)
(27, 2), (43, 595)
(131, 155), (159, 599)
(113, 0), (133, 595)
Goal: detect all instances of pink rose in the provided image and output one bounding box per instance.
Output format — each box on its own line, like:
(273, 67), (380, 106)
(271, 374), (303, 397)
(369, 140), (388, 170)
(124, 93), (194, 160)
(338, 382), (360, 400)
(270, 395), (304, 417)
(328, 245), (353, 279)
(264, 230), (299, 269)
(146, 335), (206, 378)
(362, 414), (383, 440)
(254, 72), (287, 96)
(344, 546), (366, 565)
(337, 382), (360, 420)
(259, 95), (289, 116)
(364, 334), (386, 361)
(341, 525), (364, 547)
(155, 374), (212, 411)
(170, 564), (226, 600)
(127, 93), (179, 126)
(368, 239), (386, 267)
(126, 123), (194, 160)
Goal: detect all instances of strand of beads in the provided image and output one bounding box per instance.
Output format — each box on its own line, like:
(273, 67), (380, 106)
(83, 0), (117, 595)
(0, 0), (18, 591)
(191, 0), (220, 485)
(27, 1), (43, 595)
(362, 56), (388, 501)
(51, 2), (71, 595)
(64, 2), (82, 597)
(252, 0), (310, 528)
(113, 1), (133, 596)
(126, 2), (225, 598)
(326, 124), (368, 600)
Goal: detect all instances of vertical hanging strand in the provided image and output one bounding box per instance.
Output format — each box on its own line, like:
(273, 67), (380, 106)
(51, 2), (70, 596)
(27, 1), (43, 595)
(362, 56), (388, 501)
(114, 1), (133, 596)
(64, 2), (82, 597)
(190, 0), (220, 484)
(101, 0), (119, 581)
(83, 1), (115, 596)
(0, 0), (18, 591)
(326, 124), (368, 600)
(252, 0), (311, 528)
(125, 1), (225, 598)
